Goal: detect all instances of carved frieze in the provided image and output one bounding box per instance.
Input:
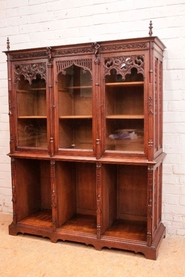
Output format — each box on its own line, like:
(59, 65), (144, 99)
(53, 46), (93, 56)
(101, 42), (147, 52)
(103, 55), (144, 79)
(11, 51), (47, 60)
(14, 62), (46, 84)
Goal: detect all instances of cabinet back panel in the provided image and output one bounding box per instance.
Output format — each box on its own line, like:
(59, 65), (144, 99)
(102, 164), (117, 233)
(16, 159), (51, 222)
(56, 162), (96, 227)
(16, 78), (46, 116)
(17, 91), (46, 116)
(106, 87), (143, 116)
(74, 93), (92, 115)
(59, 119), (92, 149)
(56, 162), (76, 227)
(40, 161), (51, 210)
(17, 119), (47, 148)
(59, 90), (92, 116)
(76, 163), (96, 215)
(117, 165), (147, 221)
(58, 90), (73, 116)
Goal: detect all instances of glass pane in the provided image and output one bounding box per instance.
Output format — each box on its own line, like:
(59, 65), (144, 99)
(105, 68), (144, 152)
(16, 75), (47, 148)
(58, 65), (92, 150)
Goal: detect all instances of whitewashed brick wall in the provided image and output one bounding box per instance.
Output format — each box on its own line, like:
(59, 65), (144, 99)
(0, 0), (185, 236)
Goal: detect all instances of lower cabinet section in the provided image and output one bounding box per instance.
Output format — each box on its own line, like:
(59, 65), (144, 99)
(9, 158), (166, 260)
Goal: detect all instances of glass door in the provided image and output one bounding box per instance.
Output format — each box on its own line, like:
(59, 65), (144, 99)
(104, 56), (144, 152)
(58, 64), (93, 151)
(16, 74), (47, 148)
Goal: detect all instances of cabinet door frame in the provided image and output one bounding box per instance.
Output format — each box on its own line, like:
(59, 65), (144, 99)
(100, 50), (149, 159)
(10, 58), (51, 154)
(53, 55), (98, 158)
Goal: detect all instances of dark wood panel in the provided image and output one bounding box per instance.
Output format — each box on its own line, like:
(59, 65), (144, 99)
(76, 163), (96, 215)
(117, 165), (147, 221)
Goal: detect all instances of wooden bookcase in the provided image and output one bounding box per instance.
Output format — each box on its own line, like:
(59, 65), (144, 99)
(5, 22), (166, 259)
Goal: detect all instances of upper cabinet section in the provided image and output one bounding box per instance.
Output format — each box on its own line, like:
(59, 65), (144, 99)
(5, 25), (165, 160)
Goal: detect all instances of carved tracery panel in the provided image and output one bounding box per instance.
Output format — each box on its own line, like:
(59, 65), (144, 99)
(14, 63), (46, 84)
(103, 55), (144, 79)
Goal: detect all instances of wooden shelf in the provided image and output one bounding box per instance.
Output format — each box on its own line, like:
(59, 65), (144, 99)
(18, 116), (47, 119)
(20, 210), (52, 229)
(59, 115), (92, 119)
(103, 219), (147, 241)
(60, 214), (97, 234)
(106, 81), (144, 87)
(17, 88), (46, 92)
(65, 86), (92, 89)
(106, 115), (144, 119)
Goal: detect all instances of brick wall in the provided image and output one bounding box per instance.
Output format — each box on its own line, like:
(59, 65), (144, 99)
(0, 0), (185, 235)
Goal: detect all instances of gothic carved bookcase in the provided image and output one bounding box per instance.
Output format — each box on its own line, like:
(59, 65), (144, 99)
(5, 22), (166, 259)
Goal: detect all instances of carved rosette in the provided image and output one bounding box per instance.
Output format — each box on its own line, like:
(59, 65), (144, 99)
(14, 62), (46, 84)
(56, 59), (92, 75)
(103, 55), (144, 79)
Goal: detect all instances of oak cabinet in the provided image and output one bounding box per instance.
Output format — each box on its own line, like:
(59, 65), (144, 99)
(5, 23), (166, 259)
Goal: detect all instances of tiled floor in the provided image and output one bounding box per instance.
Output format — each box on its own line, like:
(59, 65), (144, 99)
(0, 212), (185, 277)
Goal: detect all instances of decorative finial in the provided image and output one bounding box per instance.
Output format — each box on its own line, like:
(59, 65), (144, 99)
(149, 21), (153, 36)
(7, 37), (10, 51)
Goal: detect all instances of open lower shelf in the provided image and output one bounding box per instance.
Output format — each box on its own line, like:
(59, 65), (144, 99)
(19, 212), (147, 242)
(59, 214), (97, 234)
(103, 219), (147, 241)
(19, 209), (52, 229)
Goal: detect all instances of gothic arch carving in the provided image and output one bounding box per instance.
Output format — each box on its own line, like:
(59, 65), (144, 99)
(56, 59), (92, 75)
